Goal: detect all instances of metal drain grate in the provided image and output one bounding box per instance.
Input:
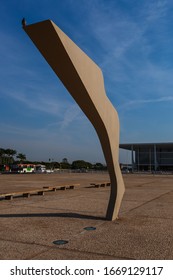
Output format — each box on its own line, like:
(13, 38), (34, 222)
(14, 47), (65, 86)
(53, 240), (68, 245)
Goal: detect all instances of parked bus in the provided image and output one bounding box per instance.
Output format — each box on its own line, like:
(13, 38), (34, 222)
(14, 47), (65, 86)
(18, 164), (35, 173)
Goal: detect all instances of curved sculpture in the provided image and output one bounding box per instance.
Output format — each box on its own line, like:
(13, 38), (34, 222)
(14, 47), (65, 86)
(23, 20), (125, 220)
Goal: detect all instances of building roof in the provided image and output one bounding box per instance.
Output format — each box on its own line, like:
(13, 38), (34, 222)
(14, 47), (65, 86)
(120, 142), (173, 151)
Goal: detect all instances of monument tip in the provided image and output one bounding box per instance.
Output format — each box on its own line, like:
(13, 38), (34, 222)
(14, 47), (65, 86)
(22, 18), (26, 28)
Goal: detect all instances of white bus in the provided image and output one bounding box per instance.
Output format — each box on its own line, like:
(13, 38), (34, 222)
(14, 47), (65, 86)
(18, 164), (35, 173)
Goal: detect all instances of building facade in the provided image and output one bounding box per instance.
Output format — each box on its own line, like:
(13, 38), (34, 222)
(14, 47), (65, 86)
(120, 143), (173, 171)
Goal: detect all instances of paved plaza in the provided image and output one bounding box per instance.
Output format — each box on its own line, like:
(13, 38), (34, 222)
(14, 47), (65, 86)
(0, 173), (173, 259)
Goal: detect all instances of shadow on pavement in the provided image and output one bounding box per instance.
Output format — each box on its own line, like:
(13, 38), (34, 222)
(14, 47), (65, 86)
(0, 212), (105, 220)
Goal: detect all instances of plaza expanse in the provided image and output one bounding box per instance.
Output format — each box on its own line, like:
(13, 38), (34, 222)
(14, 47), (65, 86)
(0, 173), (173, 259)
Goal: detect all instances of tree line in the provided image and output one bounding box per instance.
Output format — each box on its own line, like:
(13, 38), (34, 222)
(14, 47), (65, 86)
(0, 148), (26, 165)
(0, 148), (107, 170)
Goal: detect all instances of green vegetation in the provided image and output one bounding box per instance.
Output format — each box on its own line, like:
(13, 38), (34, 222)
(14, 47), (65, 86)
(71, 160), (92, 170)
(0, 147), (107, 171)
(0, 148), (17, 165)
(16, 153), (27, 163)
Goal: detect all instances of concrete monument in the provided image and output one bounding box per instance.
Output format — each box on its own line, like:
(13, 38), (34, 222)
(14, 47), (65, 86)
(23, 20), (125, 220)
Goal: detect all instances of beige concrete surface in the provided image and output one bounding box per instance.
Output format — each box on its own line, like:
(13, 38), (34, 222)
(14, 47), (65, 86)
(23, 20), (125, 220)
(0, 173), (173, 259)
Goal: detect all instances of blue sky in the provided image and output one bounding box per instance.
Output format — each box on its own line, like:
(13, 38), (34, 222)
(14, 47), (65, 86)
(1, 0), (173, 163)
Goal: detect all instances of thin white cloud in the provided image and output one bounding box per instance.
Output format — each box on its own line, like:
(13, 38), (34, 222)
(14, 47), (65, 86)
(118, 96), (173, 111)
(3, 85), (84, 130)
(4, 89), (63, 115)
(89, 7), (143, 60)
(59, 103), (83, 129)
(145, 0), (168, 22)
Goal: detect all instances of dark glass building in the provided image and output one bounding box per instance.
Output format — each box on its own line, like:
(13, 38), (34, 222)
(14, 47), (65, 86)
(120, 143), (173, 171)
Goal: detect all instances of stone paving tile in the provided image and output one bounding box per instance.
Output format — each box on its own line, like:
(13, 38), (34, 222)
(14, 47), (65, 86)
(123, 187), (173, 202)
(0, 239), (49, 260)
(31, 247), (124, 260)
(126, 199), (173, 219)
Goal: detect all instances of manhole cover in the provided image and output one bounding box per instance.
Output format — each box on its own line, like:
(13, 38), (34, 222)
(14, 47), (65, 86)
(84, 226), (96, 231)
(53, 240), (68, 245)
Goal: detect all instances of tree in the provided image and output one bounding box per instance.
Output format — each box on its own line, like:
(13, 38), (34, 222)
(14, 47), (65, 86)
(53, 162), (60, 169)
(5, 149), (17, 157)
(17, 153), (26, 163)
(94, 162), (104, 170)
(94, 162), (107, 170)
(0, 148), (5, 157)
(0, 148), (5, 159)
(60, 161), (71, 169)
(0, 148), (5, 164)
(0, 148), (16, 164)
(71, 160), (92, 169)
(62, 158), (68, 164)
